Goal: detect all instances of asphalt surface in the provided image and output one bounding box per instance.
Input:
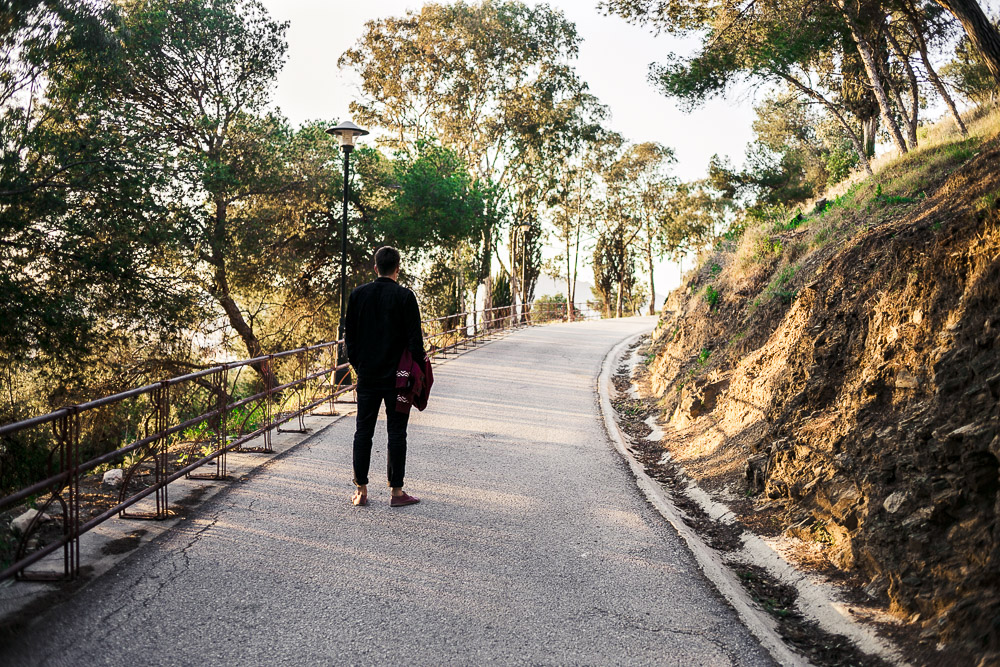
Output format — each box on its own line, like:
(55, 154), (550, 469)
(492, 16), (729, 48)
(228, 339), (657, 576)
(2, 318), (773, 666)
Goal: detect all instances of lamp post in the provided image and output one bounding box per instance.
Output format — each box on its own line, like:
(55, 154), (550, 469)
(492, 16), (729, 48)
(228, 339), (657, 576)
(325, 120), (369, 386)
(518, 223), (531, 324)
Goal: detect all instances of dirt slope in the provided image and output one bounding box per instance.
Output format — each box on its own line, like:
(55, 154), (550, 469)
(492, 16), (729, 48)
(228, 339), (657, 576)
(646, 129), (1000, 661)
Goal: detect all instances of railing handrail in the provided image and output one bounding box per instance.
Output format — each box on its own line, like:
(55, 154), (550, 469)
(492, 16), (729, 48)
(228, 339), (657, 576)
(0, 299), (601, 582)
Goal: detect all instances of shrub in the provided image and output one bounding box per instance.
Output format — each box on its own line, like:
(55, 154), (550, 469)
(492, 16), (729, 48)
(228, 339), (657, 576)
(703, 285), (720, 308)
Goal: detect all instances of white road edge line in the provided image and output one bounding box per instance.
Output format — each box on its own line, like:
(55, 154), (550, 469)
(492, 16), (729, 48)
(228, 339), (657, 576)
(598, 331), (808, 667)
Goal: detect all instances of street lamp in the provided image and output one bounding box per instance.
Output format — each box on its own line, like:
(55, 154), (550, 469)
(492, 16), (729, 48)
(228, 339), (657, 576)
(518, 223), (531, 324)
(326, 120), (369, 386)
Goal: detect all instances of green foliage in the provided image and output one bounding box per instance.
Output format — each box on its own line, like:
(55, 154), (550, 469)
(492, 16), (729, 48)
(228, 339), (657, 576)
(592, 224), (639, 317)
(532, 294), (568, 323)
(697, 348), (712, 365)
(824, 140), (860, 183)
(764, 265), (799, 305)
(702, 285), (720, 308)
(491, 271), (513, 310)
(942, 24), (1000, 107)
(750, 236), (784, 263)
(874, 183), (919, 206)
(383, 141), (486, 252)
(770, 210), (806, 233)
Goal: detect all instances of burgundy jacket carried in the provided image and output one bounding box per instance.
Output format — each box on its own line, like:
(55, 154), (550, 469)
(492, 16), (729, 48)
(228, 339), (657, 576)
(395, 349), (433, 414)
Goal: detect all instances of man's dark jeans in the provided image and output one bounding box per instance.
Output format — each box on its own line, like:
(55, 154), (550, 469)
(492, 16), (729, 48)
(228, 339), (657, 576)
(353, 385), (409, 488)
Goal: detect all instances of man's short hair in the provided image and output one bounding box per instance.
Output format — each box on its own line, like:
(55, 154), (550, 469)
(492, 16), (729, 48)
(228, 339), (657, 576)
(375, 246), (401, 276)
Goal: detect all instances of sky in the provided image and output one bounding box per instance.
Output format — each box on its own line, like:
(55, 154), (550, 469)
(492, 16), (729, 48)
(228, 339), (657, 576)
(256, 0), (763, 303)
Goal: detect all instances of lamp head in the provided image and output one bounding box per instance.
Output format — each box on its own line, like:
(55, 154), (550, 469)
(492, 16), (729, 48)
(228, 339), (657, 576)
(325, 120), (369, 153)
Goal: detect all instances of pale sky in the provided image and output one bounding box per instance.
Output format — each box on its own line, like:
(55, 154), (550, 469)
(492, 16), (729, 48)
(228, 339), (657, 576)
(256, 0), (760, 302)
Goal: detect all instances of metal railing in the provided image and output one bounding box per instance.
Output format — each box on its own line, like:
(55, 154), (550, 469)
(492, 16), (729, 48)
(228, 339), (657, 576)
(0, 300), (599, 582)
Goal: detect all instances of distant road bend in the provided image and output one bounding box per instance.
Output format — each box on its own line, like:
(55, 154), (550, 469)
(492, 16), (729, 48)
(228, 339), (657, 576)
(3, 318), (773, 666)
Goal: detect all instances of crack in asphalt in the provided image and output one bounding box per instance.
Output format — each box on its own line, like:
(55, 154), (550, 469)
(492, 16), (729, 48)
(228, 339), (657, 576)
(588, 602), (741, 663)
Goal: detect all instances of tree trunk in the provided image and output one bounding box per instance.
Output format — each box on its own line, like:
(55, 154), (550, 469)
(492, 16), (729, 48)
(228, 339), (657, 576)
(886, 28), (920, 148)
(212, 263), (277, 389)
(911, 19), (969, 136)
(571, 222), (580, 314)
(615, 279), (624, 318)
(646, 222), (656, 316)
(885, 76), (916, 149)
(862, 116), (878, 157)
(934, 0), (1000, 86)
(779, 72), (874, 175)
(207, 198), (276, 388)
(481, 224), (493, 315)
(837, 1), (909, 154)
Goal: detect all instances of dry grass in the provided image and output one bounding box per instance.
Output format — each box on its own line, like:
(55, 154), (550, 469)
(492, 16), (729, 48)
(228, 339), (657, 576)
(695, 103), (1000, 298)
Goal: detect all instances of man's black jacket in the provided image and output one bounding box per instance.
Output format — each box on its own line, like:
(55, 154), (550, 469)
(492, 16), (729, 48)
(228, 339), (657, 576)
(344, 276), (425, 389)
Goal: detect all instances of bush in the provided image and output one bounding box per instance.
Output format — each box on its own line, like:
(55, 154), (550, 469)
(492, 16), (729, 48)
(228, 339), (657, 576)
(531, 294), (567, 323)
(703, 285), (720, 308)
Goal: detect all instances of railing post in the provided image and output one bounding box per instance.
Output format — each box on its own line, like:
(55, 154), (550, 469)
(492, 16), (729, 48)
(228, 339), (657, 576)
(18, 407), (82, 580)
(155, 381), (169, 516)
(262, 355), (274, 453)
(121, 384), (171, 519)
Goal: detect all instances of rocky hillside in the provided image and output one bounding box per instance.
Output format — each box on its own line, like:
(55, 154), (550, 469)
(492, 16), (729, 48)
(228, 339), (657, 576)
(645, 109), (1000, 660)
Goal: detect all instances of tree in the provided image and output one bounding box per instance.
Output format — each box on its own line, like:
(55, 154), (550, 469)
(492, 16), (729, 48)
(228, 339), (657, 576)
(893, 0), (968, 136)
(942, 14), (1000, 106)
(932, 0), (1000, 86)
(603, 0), (921, 170)
(592, 225), (639, 318)
(712, 91), (860, 213)
(1, 0), (198, 364)
(608, 0), (879, 173)
(339, 1), (591, 311)
(661, 179), (724, 262)
(620, 142), (676, 315)
(96, 0), (292, 386)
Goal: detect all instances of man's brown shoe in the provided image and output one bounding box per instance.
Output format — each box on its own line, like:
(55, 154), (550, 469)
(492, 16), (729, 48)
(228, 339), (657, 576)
(390, 492), (420, 507)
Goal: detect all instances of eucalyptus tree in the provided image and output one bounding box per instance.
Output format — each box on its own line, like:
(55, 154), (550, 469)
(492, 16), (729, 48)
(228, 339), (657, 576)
(894, 0), (968, 135)
(623, 142), (677, 315)
(660, 179), (724, 268)
(932, 0), (1000, 85)
(592, 136), (664, 318)
(339, 1), (591, 309)
(603, 0), (883, 174)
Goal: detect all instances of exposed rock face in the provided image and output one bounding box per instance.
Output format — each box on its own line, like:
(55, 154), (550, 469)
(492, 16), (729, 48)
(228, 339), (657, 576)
(646, 137), (1000, 655)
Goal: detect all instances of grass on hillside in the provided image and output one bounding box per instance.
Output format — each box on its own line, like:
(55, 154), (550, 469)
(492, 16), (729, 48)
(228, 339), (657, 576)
(701, 105), (1000, 310)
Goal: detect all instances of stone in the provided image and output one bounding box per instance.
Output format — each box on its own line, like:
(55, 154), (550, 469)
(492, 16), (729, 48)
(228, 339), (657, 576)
(902, 506), (933, 528)
(948, 423), (987, 440)
(912, 309), (923, 325)
(744, 454), (769, 493)
(895, 372), (920, 389)
(11, 509), (49, 535)
(102, 468), (124, 486)
(883, 491), (909, 514)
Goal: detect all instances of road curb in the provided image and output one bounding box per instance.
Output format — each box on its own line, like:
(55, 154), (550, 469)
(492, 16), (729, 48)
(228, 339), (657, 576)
(598, 331), (808, 667)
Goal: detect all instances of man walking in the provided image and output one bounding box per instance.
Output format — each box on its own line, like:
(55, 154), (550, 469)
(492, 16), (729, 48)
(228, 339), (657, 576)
(344, 246), (425, 507)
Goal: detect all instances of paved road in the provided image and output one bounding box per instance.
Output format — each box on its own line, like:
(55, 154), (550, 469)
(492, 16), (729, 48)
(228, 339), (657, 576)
(2, 318), (772, 666)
